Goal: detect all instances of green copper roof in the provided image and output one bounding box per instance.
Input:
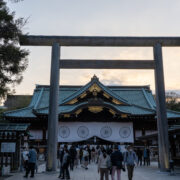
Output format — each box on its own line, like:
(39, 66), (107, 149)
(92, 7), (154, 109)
(4, 106), (36, 118)
(0, 123), (30, 131)
(167, 110), (180, 119)
(3, 76), (180, 119)
(35, 101), (155, 116)
(61, 75), (128, 105)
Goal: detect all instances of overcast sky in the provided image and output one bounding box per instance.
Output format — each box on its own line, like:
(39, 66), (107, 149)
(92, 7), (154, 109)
(5, 0), (180, 95)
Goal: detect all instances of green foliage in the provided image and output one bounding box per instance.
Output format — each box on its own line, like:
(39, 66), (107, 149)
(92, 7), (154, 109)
(166, 92), (180, 112)
(5, 95), (32, 110)
(0, 0), (29, 99)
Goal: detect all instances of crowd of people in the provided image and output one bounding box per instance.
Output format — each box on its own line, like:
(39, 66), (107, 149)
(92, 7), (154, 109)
(21, 144), (152, 180)
(57, 144), (152, 180)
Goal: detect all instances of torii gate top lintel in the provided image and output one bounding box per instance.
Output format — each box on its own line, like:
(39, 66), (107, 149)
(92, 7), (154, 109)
(20, 35), (180, 46)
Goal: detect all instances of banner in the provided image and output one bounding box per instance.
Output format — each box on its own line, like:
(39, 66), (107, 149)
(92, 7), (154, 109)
(58, 122), (134, 143)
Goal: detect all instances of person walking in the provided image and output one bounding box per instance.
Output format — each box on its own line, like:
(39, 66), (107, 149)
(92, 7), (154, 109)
(82, 147), (89, 169)
(97, 146), (102, 164)
(69, 145), (77, 171)
(74, 146), (79, 168)
(124, 145), (138, 180)
(24, 146), (37, 178)
(87, 146), (91, 164)
(58, 146), (65, 179)
(96, 146), (100, 164)
(110, 145), (124, 180)
(143, 147), (148, 166)
(98, 150), (110, 180)
(79, 148), (83, 164)
(61, 148), (71, 180)
(22, 147), (29, 172)
(136, 148), (143, 166)
(146, 148), (150, 166)
(91, 147), (96, 163)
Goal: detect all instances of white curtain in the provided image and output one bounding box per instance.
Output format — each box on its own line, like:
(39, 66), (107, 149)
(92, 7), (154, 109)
(58, 122), (134, 143)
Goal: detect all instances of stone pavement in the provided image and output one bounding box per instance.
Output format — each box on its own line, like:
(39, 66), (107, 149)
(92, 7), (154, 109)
(5, 162), (180, 180)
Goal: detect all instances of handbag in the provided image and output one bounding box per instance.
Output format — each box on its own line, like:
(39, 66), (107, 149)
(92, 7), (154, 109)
(122, 165), (126, 172)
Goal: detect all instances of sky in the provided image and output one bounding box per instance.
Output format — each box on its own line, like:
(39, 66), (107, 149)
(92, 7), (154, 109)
(5, 0), (180, 96)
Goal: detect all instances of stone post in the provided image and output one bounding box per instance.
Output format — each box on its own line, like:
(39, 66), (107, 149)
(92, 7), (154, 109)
(47, 43), (60, 171)
(153, 43), (169, 171)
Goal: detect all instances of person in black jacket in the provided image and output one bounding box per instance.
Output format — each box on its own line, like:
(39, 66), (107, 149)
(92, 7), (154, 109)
(146, 148), (150, 166)
(110, 145), (124, 180)
(136, 148), (143, 166)
(69, 145), (77, 171)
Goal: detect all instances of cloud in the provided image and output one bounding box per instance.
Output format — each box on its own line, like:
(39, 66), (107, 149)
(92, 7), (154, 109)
(7, 0), (180, 95)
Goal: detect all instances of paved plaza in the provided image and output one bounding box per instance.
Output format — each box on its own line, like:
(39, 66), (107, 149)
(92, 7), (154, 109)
(5, 162), (180, 180)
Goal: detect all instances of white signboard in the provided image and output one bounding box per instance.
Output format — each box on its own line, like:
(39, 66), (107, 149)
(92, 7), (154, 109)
(58, 122), (134, 143)
(1, 142), (16, 153)
(29, 130), (43, 139)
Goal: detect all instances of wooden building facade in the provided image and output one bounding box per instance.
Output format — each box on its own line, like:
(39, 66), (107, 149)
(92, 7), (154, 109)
(0, 123), (29, 174)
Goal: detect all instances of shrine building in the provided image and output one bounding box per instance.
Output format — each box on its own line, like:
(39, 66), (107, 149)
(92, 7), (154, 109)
(3, 75), (180, 150)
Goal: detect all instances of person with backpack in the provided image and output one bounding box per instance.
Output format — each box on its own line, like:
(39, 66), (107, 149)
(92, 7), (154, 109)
(61, 148), (71, 180)
(23, 146), (37, 178)
(124, 145), (138, 180)
(98, 150), (110, 180)
(110, 145), (124, 180)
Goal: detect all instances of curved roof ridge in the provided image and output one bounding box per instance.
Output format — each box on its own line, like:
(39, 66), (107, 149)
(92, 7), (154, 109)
(3, 106), (34, 116)
(61, 76), (129, 105)
(33, 87), (44, 109)
(141, 88), (155, 109)
(28, 86), (43, 107)
(130, 103), (156, 112)
(36, 101), (131, 115)
(96, 79), (128, 104)
(167, 109), (180, 114)
(35, 100), (155, 116)
(61, 79), (93, 104)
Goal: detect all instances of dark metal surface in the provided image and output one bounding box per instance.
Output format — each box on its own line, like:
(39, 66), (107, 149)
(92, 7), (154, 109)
(20, 35), (180, 46)
(59, 60), (155, 69)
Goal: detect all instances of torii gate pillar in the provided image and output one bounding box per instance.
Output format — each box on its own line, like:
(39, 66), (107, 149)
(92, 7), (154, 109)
(46, 43), (60, 171)
(154, 43), (170, 171)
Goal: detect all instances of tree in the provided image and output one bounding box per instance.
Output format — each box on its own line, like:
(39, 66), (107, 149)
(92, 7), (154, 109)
(166, 92), (180, 112)
(0, 0), (29, 101)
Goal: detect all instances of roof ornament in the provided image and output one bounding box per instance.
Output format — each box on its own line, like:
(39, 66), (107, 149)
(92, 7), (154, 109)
(91, 74), (99, 81)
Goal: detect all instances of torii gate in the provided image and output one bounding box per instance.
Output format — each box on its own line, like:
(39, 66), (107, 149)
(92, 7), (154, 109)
(20, 35), (180, 172)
